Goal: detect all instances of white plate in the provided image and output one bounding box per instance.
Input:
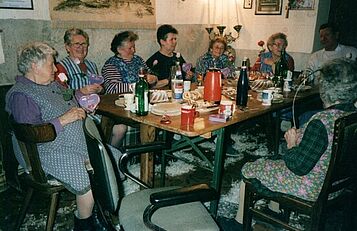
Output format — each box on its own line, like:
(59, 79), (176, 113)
(151, 102), (181, 116)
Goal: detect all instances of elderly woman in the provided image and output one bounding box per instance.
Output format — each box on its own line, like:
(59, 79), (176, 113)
(56, 28), (102, 94)
(236, 58), (357, 223)
(5, 42), (105, 230)
(195, 37), (234, 81)
(102, 31), (158, 93)
(252, 32), (294, 74)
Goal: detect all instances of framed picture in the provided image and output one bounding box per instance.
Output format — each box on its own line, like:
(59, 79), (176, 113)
(0, 0), (33, 10)
(289, 0), (315, 10)
(243, 0), (253, 9)
(255, 0), (282, 15)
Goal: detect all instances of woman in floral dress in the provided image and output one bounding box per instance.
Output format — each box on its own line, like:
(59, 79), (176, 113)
(236, 58), (357, 223)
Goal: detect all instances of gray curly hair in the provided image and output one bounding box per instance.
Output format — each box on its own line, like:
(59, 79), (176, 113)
(17, 42), (57, 75)
(319, 58), (357, 107)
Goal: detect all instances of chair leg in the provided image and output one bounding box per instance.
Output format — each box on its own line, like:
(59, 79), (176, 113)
(160, 149), (167, 187)
(243, 182), (254, 231)
(15, 188), (34, 230)
(45, 192), (61, 231)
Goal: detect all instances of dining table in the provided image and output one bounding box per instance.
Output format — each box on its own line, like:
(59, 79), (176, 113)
(96, 85), (321, 217)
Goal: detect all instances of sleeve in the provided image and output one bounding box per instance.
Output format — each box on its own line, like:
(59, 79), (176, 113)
(101, 63), (131, 94)
(146, 54), (154, 69)
(55, 63), (69, 88)
(287, 55), (295, 71)
(282, 119), (328, 176)
(8, 92), (64, 134)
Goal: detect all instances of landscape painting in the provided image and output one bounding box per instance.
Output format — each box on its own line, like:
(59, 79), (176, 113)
(49, 0), (156, 28)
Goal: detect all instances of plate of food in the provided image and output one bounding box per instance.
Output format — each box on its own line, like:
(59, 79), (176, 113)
(151, 102), (181, 116)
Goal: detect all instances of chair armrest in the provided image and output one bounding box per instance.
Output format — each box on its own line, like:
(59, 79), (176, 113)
(119, 141), (168, 189)
(150, 183), (218, 207)
(143, 184), (218, 231)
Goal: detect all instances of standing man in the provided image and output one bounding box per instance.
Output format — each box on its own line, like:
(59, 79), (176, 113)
(146, 24), (193, 89)
(305, 23), (357, 84)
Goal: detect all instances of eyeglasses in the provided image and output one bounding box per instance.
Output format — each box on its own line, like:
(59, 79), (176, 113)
(71, 42), (88, 48)
(272, 43), (285, 49)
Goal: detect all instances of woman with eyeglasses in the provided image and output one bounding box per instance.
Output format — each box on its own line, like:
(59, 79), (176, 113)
(55, 28), (103, 95)
(195, 37), (235, 81)
(252, 32), (295, 74)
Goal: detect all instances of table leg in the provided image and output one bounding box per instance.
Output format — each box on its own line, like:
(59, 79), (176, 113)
(140, 124), (156, 187)
(210, 127), (225, 217)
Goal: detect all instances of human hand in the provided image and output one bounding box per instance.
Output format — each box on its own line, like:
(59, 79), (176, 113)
(264, 58), (275, 67)
(59, 107), (86, 126)
(284, 127), (298, 149)
(80, 84), (103, 94)
(152, 79), (169, 89)
(185, 70), (194, 80)
(147, 74), (158, 85)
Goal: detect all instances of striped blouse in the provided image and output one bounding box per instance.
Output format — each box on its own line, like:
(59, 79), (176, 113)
(101, 55), (150, 94)
(57, 56), (98, 90)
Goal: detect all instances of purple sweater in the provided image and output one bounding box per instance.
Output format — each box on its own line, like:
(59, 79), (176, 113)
(6, 76), (83, 134)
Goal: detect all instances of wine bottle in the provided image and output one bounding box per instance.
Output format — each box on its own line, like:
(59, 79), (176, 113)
(274, 49), (288, 91)
(135, 72), (149, 116)
(236, 57), (249, 107)
(171, 53), (183, 100)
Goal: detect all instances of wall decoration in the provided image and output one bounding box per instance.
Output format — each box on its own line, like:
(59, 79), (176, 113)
(49, 0), (155, 29)
(0, 0), (33, 9)
(255, 0), (282, 15)
(289, 0), (314, 10)
(243, 0), (253, 9)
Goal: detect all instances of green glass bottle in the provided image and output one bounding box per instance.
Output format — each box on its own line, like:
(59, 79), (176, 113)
(274, 49), (288, 91)
(135, 72), (149, 116)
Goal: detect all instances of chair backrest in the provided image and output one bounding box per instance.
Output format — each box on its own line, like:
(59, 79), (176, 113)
(10, 120), (56, 184)
(319, 112), (357, 201)
(83, 116), (121, 214)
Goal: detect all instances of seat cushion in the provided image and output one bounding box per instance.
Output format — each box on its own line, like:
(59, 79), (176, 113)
(120, 186), (219, 231)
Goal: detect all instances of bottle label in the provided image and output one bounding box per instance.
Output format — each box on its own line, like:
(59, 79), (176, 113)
(144, 91), (149, 111)
(172, 79), (183, 99)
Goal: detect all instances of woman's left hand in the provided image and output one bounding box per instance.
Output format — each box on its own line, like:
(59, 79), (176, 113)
(80, 84), (103, 95)
(284, 127), (298, 149)
(185, 70), (194, 80)
(146, 74), (158, 85)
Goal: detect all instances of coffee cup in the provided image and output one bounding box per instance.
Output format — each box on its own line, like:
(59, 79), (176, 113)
(123, 93), (135, 111)
(181, 104), (199, 126)
(262, 90), (274, 106)
(219, 100), (234, 117)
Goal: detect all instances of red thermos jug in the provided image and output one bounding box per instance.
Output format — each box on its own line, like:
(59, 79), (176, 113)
(204, 68), (222, 102)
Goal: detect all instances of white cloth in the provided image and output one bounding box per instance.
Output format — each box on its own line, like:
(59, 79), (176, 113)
(305, 44), (357, 83)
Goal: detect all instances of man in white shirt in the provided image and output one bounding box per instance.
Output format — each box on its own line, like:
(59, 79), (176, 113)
(306, 23), (357, 83)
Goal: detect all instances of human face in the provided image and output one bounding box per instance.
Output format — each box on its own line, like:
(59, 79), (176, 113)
(160, 33), (177, 54)
(33, 56), (57, 85)
(117, 40), (136, 60)
(211, 42), (225, 58)
(270, 38), (286, 57)
(320, 28), (338, 51)
(65, 34), (88, 62)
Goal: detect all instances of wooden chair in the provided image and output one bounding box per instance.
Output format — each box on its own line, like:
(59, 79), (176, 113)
(10, 121), (67, 231)
(83, 116), (220, 230)
(242, 112), (357, 231)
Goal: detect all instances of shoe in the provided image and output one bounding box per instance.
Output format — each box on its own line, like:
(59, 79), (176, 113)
(73, 214), (93, 231)
(225, 143), (240, 157)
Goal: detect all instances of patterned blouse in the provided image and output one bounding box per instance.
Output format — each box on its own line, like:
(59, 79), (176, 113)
(101, 55), (150, 94)
(195, 52), (234, 79)
(57, 56), (98, 90)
